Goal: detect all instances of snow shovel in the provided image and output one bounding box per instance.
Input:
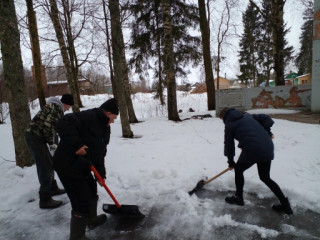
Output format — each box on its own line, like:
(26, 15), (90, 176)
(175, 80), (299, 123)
(188, 167), (232, 196)
(90, 164), (145, 218)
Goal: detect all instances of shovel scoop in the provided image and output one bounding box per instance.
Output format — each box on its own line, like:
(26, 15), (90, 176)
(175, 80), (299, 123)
(90, 164), (145, 218)
(189, 167), (232, 195)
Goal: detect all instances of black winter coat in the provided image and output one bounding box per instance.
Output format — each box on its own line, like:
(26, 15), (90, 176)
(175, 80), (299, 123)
(53, 108), (110, 179)
(223, 108), (274, 164)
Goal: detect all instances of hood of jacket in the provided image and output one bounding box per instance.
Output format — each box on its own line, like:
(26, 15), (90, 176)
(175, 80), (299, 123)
(223, 108), (243, 124)
(47, 97), (64, 112)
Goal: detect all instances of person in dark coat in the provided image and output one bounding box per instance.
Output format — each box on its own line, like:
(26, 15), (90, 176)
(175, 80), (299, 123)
(219, 107), (293, 215)
(53, 98), (119, 240)
(25, 94), (74, 209)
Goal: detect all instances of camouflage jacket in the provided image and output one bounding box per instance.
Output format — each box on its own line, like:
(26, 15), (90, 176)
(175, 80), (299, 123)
(25, 98), (64, 145)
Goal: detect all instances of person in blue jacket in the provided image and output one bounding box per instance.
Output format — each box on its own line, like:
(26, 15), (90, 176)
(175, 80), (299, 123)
(219, 107), (293, 214)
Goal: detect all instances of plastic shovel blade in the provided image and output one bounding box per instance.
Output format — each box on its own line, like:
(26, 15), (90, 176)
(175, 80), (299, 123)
(103, 204), (145, 218)
(188, 180), (206, 195)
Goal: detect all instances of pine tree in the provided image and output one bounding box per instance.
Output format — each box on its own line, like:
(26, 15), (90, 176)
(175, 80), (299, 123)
(240, 0), (293, 87)
(296, 1), (313, 75)
(256, 0), (273, 86)
(129, 0), (201, 105)
(259, 0), (293, 85)
(249, 0), (289, 86)
(161, 0), (180, 121)
(238, 2), (261, 86)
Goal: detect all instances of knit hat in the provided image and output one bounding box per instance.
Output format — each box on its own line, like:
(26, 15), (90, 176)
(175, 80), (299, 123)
(60, 94), (74, 106)
(100, 98), (119, 115)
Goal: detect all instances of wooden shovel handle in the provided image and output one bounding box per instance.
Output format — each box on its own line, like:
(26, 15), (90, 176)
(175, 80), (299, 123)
(204, 167), (232, 185)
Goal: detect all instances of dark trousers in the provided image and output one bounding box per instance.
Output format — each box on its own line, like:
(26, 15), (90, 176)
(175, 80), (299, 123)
(24, 132), (54, 193)
(57, 173), (97, 215)
(234, 160), (286, 201)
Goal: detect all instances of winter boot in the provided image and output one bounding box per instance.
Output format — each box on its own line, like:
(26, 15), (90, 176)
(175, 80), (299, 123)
(50, 179), (66, 196)
(225, 195), (244, 206)
(87, 196), (107, 230)
(272, 197), (293, 215)
(70, 211), (91, 240)
(39, 191), (63, 209)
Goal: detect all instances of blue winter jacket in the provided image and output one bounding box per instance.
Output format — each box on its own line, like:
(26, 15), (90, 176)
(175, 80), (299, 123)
(223, 108), (274, 164)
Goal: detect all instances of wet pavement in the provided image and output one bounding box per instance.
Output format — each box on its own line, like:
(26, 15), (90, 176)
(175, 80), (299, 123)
(1, 190), (319, 240)
(90, 190), (320, 240)
(269, 111), (320, 125)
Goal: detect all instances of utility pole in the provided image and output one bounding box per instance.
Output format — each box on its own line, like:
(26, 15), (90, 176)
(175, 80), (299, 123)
(311, 0), (320, 112)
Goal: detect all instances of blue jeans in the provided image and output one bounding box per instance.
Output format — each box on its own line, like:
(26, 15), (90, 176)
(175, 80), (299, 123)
(24, 132), (54, 193)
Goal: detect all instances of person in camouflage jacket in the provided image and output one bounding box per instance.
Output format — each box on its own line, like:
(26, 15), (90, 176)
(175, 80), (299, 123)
(25, 94), (74, 209)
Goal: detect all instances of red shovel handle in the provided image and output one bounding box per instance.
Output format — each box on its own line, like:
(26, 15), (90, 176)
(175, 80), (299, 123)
(90, 165), (121, 208)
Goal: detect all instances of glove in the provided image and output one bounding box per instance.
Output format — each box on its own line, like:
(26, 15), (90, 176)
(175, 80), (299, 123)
(227, 157), (236, 168)
(49, 144), (57, 151)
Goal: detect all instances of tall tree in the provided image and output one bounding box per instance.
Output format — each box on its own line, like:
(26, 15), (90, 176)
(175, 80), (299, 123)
(161, 0), (180, 121)
(102, 0), (116, 96)
(129, 0), (201, 106)
(238, 1), (261, 86)
(109, 0), (133, 137)
(270, 0), (286, 85)
(48, 0), (80, 112)
(129, 0), (165, 104)
(198, 0), (215, 110)
(59, 0), (89, 109)
(26, 0), (46, 108)
(214, 0), (235, 90)
(0, 0), (33, 167)
(249, 0), (287, 85)
(295, 0), (313, 75)
(120, 36), (139, 123)
(256, 0), (273, 86)
(242, 0), (292, 87)
(99, 0), (138, 123)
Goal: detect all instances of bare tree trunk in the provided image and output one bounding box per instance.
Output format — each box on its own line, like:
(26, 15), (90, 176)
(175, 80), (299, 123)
(121, 41), (138, 123)
(102, 0), (117, 97)
(216, 0), (231, 90)
(161, 0), (180, 121)
(198, 0), (215, 110)
(109, 0), (133, 138)
(155, 3), (164, 105)
(26, 0), (46, 108)
(0, 0), (33, 167)
(156, 33), (165, 105)
(49, 0), (80, 112)
(61, 0), (83, 108)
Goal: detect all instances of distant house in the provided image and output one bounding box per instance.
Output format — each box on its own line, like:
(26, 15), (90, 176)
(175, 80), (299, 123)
(259, 80), (275, 87)
(47, 79), (95, 96)
(283, 73), (311, 86)
(191, 76), (230, 93)
(100, 84), (113, 94)
(296, 73), (311, 85)
(214, 76), (229, 89)
(285, 72), (298, 85)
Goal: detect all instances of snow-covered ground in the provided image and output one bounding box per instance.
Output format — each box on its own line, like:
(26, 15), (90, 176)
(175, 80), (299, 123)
(0, 92), (320, 240)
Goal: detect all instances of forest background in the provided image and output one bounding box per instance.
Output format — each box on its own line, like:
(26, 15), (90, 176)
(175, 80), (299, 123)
(0, 0), (314, 168)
